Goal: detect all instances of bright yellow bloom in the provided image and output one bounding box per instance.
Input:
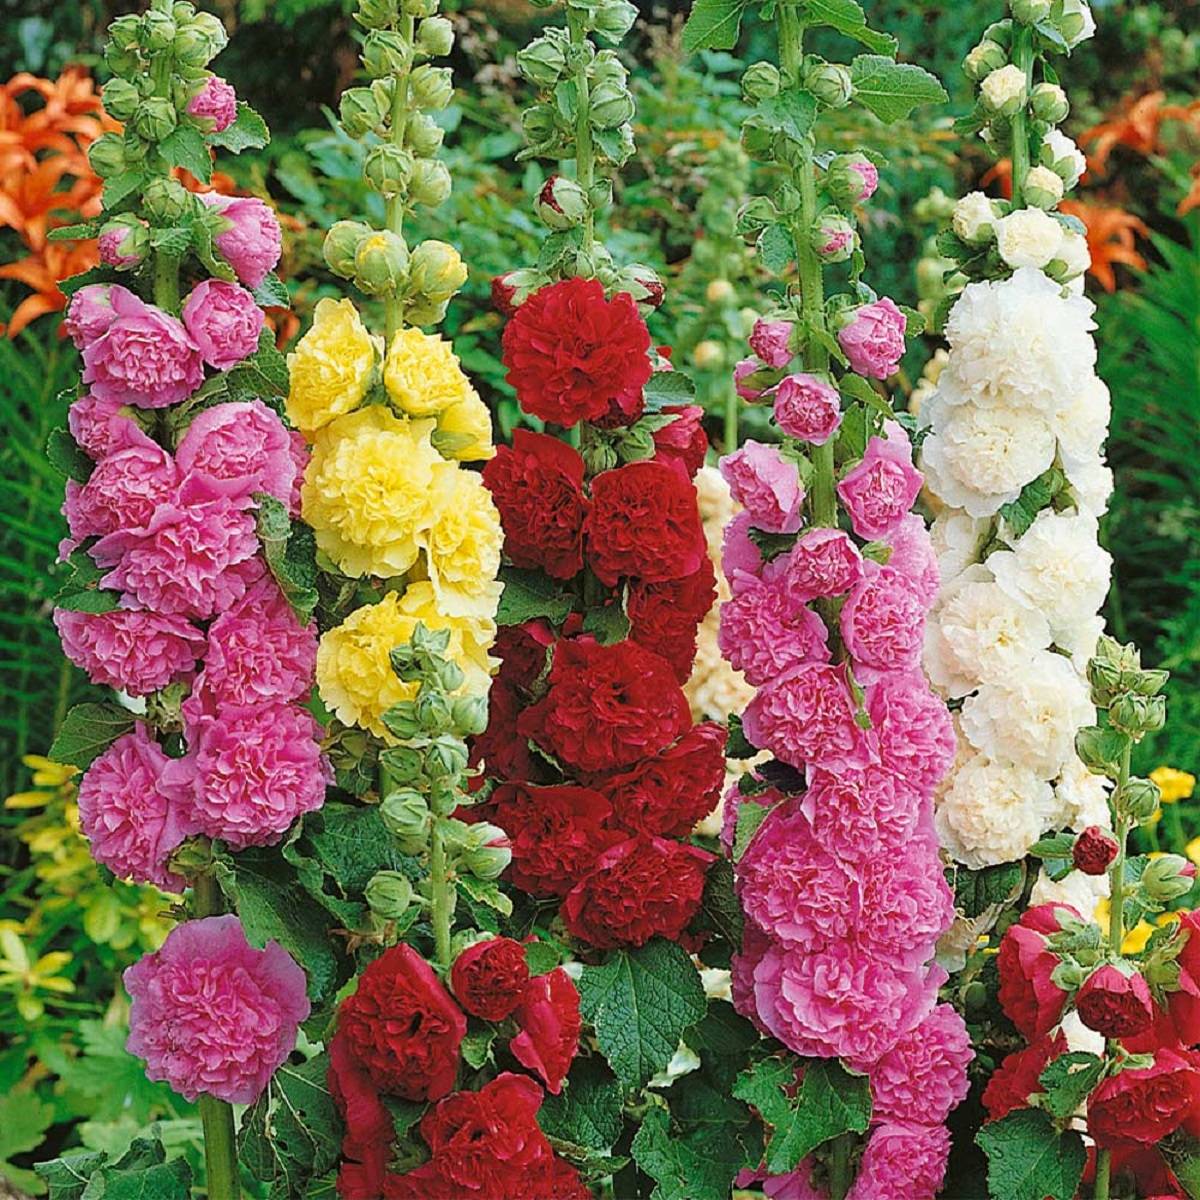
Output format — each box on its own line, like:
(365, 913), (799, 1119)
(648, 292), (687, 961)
(1152, 766), (1195, 805)
(286, 298), (377, 435)
(1093, 897), (1180, 955)
(383, 326), (473, 418)
(303, 405), (442, 578)
(316, 582), (495, 741)
(420, 467), (503, 620)
(434, 388), (495, 462)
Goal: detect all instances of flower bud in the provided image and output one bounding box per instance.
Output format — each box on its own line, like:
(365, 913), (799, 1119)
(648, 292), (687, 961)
(173, 12), (228, 67)
(462, 823), (512, 880)
(980, 64), (1028, 116)
(380, 789), (431, 853)
(451, 694), (489, 738)
(537, 174), (588, 230)
(741, 114), (777, 162)
(354, 229), (411, 296)
(132, 97), (178, 143)
(811, 211), (856, 263)
(105, 42), (141, 79)
(1053, 0), (1096, 48)
(517, 34), (569, 87)
(582, 437), (620, 475)
(1041, 129), (1087, 188)
(741, 61), (780, 101)
(356, 0), (401, 28)
(589, 79), (635, 129)
(692, 340), (724, 370)
(407, 239), (467, 301)
(1073, 826), (1119, 876)
(409, 64), (454, 110)
(323, 220), (371, 278)
(1024, 164), (1065, 209)
(825, 153), (879, 205)
(108, 14), (142, 51)
(173, 3), (198, 20)
(364, 143), (414, 198)
(414, 688), (454, 733)
(87, 133), (128, 180)
(365, 870), (414, 920)
(416, 16), (454, 57)
(592, 0), (638, 43)
(363, 30), (413, 77)
(1143, 855), (1194, 903)
(590, 49), (626, 87)
(98, 215), (149, 270)
(1031, 81), (1070, 123)
(491, 268), (543, 315)
(404, 297), (450, 327)
(339, 85), (390, 137)
(1114, 776), (1162, 823)
(142, 177), (193, 223)
(522, 104), (562, 150)
(707, 279), (735, 304)
(408, 157), (452, 207)
(953, 191), (1000, 244)
(1109, 692), (1167, 738)
(1050, 958), (1086, 991)
(402, 0), (439, 16)
(804, 59), (853, 108)
(1076, 963), (1155, 1038)
(403, 111), (445, 156)
(425, 735), (469, 780)
(1011, 0), (1052, 23)
(141, 9), (177, 51)
(964, 39), (1007, 81)
(623, 263), (664, 309)
(101, 78), (141, 123)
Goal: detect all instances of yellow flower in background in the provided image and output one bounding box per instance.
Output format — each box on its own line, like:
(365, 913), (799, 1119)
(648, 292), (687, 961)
(1152, 766), (1196, 805)
(286, 297), (377, 435)
(1094, 898), (1181, 955)
(434, 388), (495, 462)
(303, 405), (442, 578)
(0, 928), (75, 1021)
(1186, 837), (1200, 869)
(383, 326), (473, 417)
(420, 467), (504, 620)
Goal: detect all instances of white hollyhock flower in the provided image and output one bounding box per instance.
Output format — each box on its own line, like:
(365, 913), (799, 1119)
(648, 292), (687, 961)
(1053, 755), (1113, 830)
(988, 508), (1112, 642)
(938, 268), (1096, 412)
(929, 510), (990, 583)
(925, 565), (1052, 698)
(1054, 374), (1109, 468)
(1065, 456), (1114, 517)
(1059, 612), (1106, 674)
(1053, 229), (1091, 280)
(953, 191), (998, 244)
(935, 753), (1058, 867)
(995, 208), (1065, 269)
(1042, 128), (1088, 188)
(981, 64), (1028, 114)
(1031, 866), (1109, 912)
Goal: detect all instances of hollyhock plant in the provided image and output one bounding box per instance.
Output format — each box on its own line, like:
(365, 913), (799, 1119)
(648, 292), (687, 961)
(996, 904), (1076, 1039)
(1076, 963), (1156, 1039)
(62, 442), (178, 547)
(864, 1004), (972, 1125)
(718, 573), (831, 686)
(509, 968), (582, 1094)
(68, 392), (155, 459)
(187, 74), (238, 131)
(749, 318), (794, 367)
(836, 427), (924, 540)
(836, 298), (907, 380)
(773, 372), (842, 445)
(64, 283), (118, 349)
(719, 440), (805, 534)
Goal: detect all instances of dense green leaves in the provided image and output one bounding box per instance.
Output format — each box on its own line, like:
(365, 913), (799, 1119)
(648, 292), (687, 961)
(49, 703), (136, 769)
(158, 125), (212, 184)
(0, 1092), (56, 1193)
(539, 1057), (625, 1151)
(1035, 1052), (1105, 1120)
(849, 56), (948, 124)
(682, 0), (747, 52)
(45, 428), (92, 483)
(977, 1108), (1086, 1200)
(497, 565), (575, 626)
(36, 1136), (191, 1200)
(210, 103), (271, 154)
(802, 0), (898, 55)
(952, 861), (1026, 920)
(631, 1106), (750, 1200)
(255, 494), (320, 623)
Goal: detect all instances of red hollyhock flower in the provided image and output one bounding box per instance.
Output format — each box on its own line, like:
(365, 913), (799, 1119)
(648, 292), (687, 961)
(518, 638), (692, 774)
(510, 967), (582, 1095)
(470, 678), (536, 783)
(1077, 963), (1157, 1039)
(524, 1154), (593, 1200)
(585, 458), (707, 586)
(627, 557), (717, 683)
(596, 721), (727, 839)
(494, 621), (554, 694)
(327, 1029), (394, 1200)
(1089, 1049), (1200, 1148)
(981, 1031), (1068, 1122)
(450, 937), (530, 1023)
(489, 782), (622, 897)
(1168, 910), (1200, 1045)
(336, 943), (466, 1101)
(653, 404), (709, 477)
(561, 835), (714, 948)
(996, 903), (1078, 1040)
(1074, 825), (1120, 876)
(501, 277), (652, 426)
(483, 431), (588, 579)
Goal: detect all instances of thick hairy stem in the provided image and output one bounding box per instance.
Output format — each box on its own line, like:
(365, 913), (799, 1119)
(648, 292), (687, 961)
(1009, 25), (1035, 208)
(384, 14), (417, 343)
(567, 7), (596, 254)
(428, 817), (453, 971)
(723, 378), (739, 452)
(153, 250), (182, 313)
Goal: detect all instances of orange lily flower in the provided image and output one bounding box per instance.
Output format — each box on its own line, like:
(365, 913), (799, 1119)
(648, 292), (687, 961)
(0, 241), (99, 337)
(1079, 91), (1200, 175)
(1059, 199), (1149, 291)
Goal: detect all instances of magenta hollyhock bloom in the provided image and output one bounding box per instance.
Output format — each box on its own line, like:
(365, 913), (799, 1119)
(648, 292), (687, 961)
(718, 574), (829, 686)
(840, 564), (927, 676)
(81, 286), (203, 409)
(766, 527), (863, 601)
(837, 298), (907, 380)
(731, 920), (773, 1037)
(836, 427), (924, 540)
(175, 399), (297, 507)
(864, 1003), (972, 1125)
(68, 393), (155, 460)
(54, 607), (205, 697)
(197, 193), (282, 289)
(64, 284), (118, 350)
(736, 1162), (825, 1200)
(734, 357), (765, 400)
(882, 512), (940, 607)
(858, 834), (956, 969)
(62, 442), (178, 547)
(165, 703), (327, 849)
(77, 723), (186, 890)
(773, 373), (842, 445)
(749, 318), (794, 368)
(187, 75), (238, 131)
(866, 670), (957, 799)
(719, 440), (804, 534)
(800, 765), (921, 862)
(125, 914), (310, 1104)
(182, 279), (265, 371)
(721, 511), (765, 595)
(847, 1122), (951, 1200)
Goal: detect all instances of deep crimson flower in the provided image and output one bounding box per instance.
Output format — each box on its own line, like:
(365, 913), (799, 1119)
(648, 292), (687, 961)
(1089, 1049), (1200, 1148)
(494, 621), (554, 694)
(561, 835), (714, 948)
(518, 638), (692, 774)
(450, 937), (531, 1023)
(1168, 910), (1200, 1046)
(328, 1029), (394, 1200)
(336, 943), (466, 1101)
(501, 277), (651, 426)
(469, 678), (535, 783)
(584, 458), (706, 586)
(626, 558), (717, 683)
(653, 404), (708, 477)
(981, 1031), (1068, 1122)
(1077, 963), (1157, 1039)
(1074, 825), (1120, 876)
(483, 431), (588, 580)
(996, 903), (1077, 1040)
(510, 967), (581, 1094)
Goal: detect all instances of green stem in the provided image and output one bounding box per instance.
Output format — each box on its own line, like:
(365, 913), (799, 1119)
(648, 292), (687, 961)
(153, 250), (181, 314)
(1009, 25), (1034, 208)
(723, 378), (739, 452)
(384, 14), (417, 344)
(567, 7), (596, 255)
(1094, 1150), (1112, 1200)
(429, 818), (453, 971)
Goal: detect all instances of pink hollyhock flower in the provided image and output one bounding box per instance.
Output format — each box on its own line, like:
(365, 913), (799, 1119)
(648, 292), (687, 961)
(125, 914), (310, 1103)
(846, 157), (880, 202)
(77, 723), (186, 890)
(865, 1003), (972, 1125)
(187, 75), (237, 131)
(182, 280), (265, 371)
(91, 484), (264, 619)
(752, 940), (946, 1061)
(718, 574), (829, 687)
(68, 393), (155, 460)
(836, 426), (923, 540)
(766, 527), (863, 601)
(749, 319), (794, 368)
(509, 968), (581, 1095)
(735, 357), (766, 400)
(719, 440), (804, 534)
(847, 1122), (950, 1200)
(996, 903), (1078, 1040)
(175, 399), (297, 506)
(836, 298), (906, 380)
(737, 1162), (826, 1200)
(185, 577), (316, 715)
(801, 765), (921, 862)
(54, 607), (205, 697)
(858, 833), (956, 968)
(62, 442), (178, 547)
(98, 220), (147, 269)
(882, 512), (939, 607)
(743, 662), (876, 773)
(165, 703), (328, 849)
(1076, 963), (1156, 1039)
(82, 286), (204, 409)
(64, 284), (117, 350)
(840, 564), (927, 675)
(773, 373), (842, 445)
(721, 511), (765, 595)
(197, 192), (283, 289)
(866, 669), (956, 799)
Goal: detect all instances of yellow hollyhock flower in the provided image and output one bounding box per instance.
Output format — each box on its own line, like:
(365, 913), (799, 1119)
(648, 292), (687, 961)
(383, 326), (473, 417)
(433, 388), (495, 462)
(420, 467), (504, 620)
(286, 297), (377, 435)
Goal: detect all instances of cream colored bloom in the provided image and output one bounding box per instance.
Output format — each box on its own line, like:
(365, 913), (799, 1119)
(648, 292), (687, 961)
(995, 208), (1064, 270)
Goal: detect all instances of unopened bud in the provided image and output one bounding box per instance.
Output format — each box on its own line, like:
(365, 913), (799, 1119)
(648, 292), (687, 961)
(1109, 692), (1167, 738)
(404, 111), (445, 156)
(518, 34), (568, 86)
(1024, 164), (1065, 209)
(425, 735), (469, 780)
(380, 789), (431, 853)
(408, 157), (452, 207)
(414, 688), (454, 733)
(363, 30), (413, 77)
(741, 114), (777, 162)
(174, 12), (228, 67)
(407, 239), (467, 301)
(1073, 826), (1119, 876)
(101, 78), (141, 123)
(416, 16), (454, 57)
(364, 143), (414, 198)
(462, 823), (512, 880)
(1031, 81), (1070, 123)
(340, 84), (390, 138)
(1143, 855), (1194, 903)
(142, 177), (192, 223)
(98, 215), (149, 270)
(811, 211), (856, 263)
(964, 39), (1007, 81)
(980, 64), (1028, 116)
(132, 97), (178, 142)
(354, 229), (411, 296)
(741, 61), (780, 101)
(589, 79), (635, 129)
(142, 9), (177, 51)
(804, 59), (853, 108)
(356, 0), (401, 28)
(365, 870), (414, 919)
(624, 263), (664, 309)
(825, 153), (880, 205)
(451, 694), (489, 737)
(592, 0), (638, 43)
(1115, 776), (1162, 823)
(409, 64), (454, 110)
(88, 134), (128, 180)
(323, 220), (371, 278)
(537, 174), (588, 230)
(1011, 0), (1052, 23)
(107, 14), (142, 52)
(1053, 0), (1097, 48)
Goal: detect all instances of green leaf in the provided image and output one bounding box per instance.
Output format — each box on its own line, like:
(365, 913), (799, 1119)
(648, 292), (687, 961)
(733, 796), (772, 862)
(578, 939), (707, 1089)
(36, 1150), (109, 1200)
(55, 1021), (182, 1125)
(682, 0), (748, 52)
(253, 273), (291, 309)
(582, 598), (630, 646)
(158, 124), (212, 184)
(226, 329), (290, 399)
(525, 940), (564, 976)
(692, 857), (743, 946)
(46, 427), (92, 483)
(1035, 1052), (1104, 1120)
(209, 103), (271, 154)
(757, 91), (817, 141)
(641, 369), (696, 413)
(48, 703), (136, 769)
(631, 1105), (751, 1200)
(726, 713), (756, 760)
(838, 372), (893, 422)
(849, 56), (948, 124)
(998, 467), (1066, 538)
(496, 566), (574, 627)
(0, 1091), (55, 1194)
(539, 1057), (624, 1151)
(458, 874), (514, 917)
(255, 494), (319, 623)
(734, 1057), (871, 1175)
(952, 861), (1025, 920)
(461, 1029), (496, 1071)
(801, 0), (898, 54)
(48, 221), (101, 242)
(977, 1108), (1086, 1200)
(149, 225), (193, 258)
(103, 171), (148, 208)
(758, 224), (795, 275)
(37, 1137), (191, 1200)
(240, 1054), (341, 1200)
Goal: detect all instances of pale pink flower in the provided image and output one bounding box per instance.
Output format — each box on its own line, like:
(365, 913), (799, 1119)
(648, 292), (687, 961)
(883, 512), (939, 607)
(197, 193), (283, 289)
(68, 393), (155, 460)
(749, 319), (794, 368)
(840, 564), (926, 675)
(175, 399), (297, 506)
(182, 280), (264, 371)
(98, 220), (147, 269)
(863, 1003), (972, 1124)
(187, 75), (237, 131)
(837, 298), (906, 380)
(847, 1122), (951, 1200)
(866, 670), (956, 799)
(836, 427), (923, 540)
(720, 440), (804, 534)
(765, 527), (863, 601)
(773, 373), (842, 445)
(721, 511), (765, 594)
(735, 357), (765, 400)
(718, 574), (829, 686)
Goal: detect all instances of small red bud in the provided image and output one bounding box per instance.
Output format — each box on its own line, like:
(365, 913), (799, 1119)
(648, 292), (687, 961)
(1073, 825), (1119, 876)
(491, 272), (518, 317)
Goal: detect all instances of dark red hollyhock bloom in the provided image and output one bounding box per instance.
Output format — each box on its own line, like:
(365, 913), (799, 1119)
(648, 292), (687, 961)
(518, 637), (692, 775)
(1076, 963), (1157, 1039)
(996, 903), (1078, 1040)
(1074, 825), (1120, 876)
(981, 1031), (1068, 1122)
(494, 620), (554, 694)
(469, 678), (536, 783)
(653, 403), (709, 478)
(627, 557), (717, 683)
(1089, 1048), (1200, 1148)
(510, 967), (582, 1094)
(491, 272), (520, 317)
(1168, 910), (1200, 1046)
(596, 721), (726, 839)
(501, 277), (652, 426)
(327, 1029), (394, 1200)
(483, 431), (588, 580)
(489, 782), (622, 898)
(336, 942), (466, 1101)
(585, 458), (707, 587)
(561, 835), (714, 949)
(523, 1153), (594, 1200)
(450, 937), (531, 1023)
